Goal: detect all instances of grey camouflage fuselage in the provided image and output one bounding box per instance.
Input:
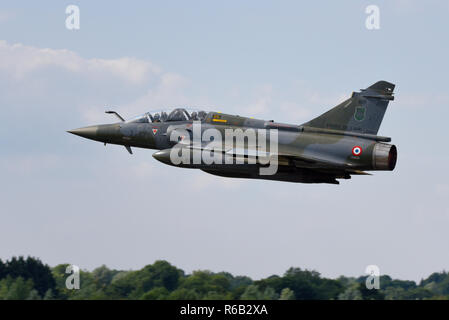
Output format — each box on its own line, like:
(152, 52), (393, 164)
(68, 81), (397, 184)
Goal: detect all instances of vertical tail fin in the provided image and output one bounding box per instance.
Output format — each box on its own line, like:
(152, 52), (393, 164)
(303, 81), (395, 135)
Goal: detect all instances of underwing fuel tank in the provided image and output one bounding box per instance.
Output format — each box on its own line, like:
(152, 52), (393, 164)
(152, 148), (237, 169)
(152, 149), (175, 166)
(372, 143), (397, 170)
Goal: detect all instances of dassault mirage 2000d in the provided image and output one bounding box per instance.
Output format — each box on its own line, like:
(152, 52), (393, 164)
(68, 81), (397, 184)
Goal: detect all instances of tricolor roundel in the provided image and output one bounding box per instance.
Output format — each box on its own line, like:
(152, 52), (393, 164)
(352, 146), (362, 156)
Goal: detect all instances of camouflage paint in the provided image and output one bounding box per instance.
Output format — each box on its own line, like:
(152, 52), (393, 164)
(68, 81), (397, 184)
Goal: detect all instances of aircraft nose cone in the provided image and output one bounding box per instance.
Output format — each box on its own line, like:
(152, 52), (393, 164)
(67, 126), (98, 140)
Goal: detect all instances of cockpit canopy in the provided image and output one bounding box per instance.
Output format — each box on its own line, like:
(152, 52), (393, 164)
(126, 108), (208, 124)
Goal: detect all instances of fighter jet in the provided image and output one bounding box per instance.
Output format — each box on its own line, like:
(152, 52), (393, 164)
(68, 81), (397, 184)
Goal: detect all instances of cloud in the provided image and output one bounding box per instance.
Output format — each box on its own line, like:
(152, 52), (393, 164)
(128, 73), (191, 110)
(0, 40), (160, 84)
(0, 39), (347, 128)
(81, 72), (193, 123)
(228, 82), (347, 124)
(0, 40), (196, 128)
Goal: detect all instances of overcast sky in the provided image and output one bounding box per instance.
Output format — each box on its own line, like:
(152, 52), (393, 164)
(1, 1), (449, 282)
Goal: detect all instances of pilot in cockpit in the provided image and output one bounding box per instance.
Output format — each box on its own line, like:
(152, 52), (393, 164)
(153, 113), (161, 122)
(198, 111), (207, 120)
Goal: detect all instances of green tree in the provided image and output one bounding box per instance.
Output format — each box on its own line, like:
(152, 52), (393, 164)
(140, 287), (170, 300)
(168, 288), (199, 299)
(27, 289), (41, 300)
(279, 288), (295, 300)
(202, 291), (233, 300)
(43, 289), (55, 300)
(92, 265), (120, 287)
(0, 276), (14, 299)
(338, 284), (362, 300)
(257, 268), (343, 300)
(179, 271), (231, 299)
(359, 282), (385, 300)
(240, 285), (278, 300)
(3, 277), (35, 300)
(217, 273), (252, 299)
(420, 271), (447, 288)
(52, 264), (72, 299)
(108, 260), (183, 299)
(0, 259), (5, 279)
(4, 256), (55, 296)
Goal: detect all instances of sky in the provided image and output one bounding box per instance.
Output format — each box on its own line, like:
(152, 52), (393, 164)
(1, 0), (449, 282)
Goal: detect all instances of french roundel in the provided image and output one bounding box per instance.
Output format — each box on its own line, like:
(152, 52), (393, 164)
(352, 146), (362, 156)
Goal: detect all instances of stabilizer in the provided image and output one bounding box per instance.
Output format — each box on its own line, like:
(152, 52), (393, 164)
(302, 81), (395, 135)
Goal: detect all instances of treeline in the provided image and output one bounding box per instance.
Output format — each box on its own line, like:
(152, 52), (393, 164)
(0, 256), (448, 300)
